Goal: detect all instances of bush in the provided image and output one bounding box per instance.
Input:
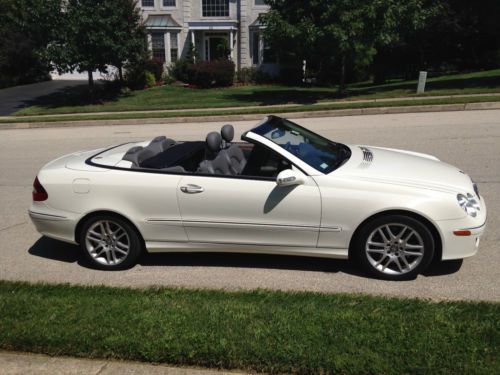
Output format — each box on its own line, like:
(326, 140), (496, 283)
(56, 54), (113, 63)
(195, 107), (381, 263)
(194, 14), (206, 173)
(169, 59), (190, 82)
(237, 67), (257, 84)
(144, 58), (164, 82)
(162, 73), (176, 85)
(278, 63), (303, 85)
(145, 71), (156, 88)
(124, 64), (146, 90)
(186, 60), (235, 88)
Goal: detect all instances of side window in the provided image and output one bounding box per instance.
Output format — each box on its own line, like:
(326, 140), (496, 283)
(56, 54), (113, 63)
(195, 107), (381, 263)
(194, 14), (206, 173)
(241, 144), (291, 178)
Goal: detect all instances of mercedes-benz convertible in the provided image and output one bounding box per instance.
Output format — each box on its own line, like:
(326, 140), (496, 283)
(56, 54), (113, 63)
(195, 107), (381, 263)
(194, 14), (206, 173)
(29, 115), (486, 280)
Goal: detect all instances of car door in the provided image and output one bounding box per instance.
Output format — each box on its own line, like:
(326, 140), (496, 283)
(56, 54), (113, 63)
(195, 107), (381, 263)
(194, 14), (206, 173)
(176, 172), (321, 247)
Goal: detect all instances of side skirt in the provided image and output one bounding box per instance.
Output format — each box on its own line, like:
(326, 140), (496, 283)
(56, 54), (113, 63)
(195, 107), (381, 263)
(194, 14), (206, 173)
(145, 241), (349, 259)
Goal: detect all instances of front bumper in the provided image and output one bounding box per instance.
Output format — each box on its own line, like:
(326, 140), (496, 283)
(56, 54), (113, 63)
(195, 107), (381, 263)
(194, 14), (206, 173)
(436, 196), (487, 260)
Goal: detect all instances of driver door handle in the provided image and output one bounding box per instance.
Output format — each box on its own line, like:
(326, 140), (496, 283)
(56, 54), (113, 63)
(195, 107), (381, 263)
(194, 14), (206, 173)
(180, 184), (204, 194)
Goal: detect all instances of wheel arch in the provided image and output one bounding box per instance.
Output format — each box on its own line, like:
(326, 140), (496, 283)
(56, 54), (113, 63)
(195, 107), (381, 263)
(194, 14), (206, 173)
(74, 210), (145, 247)
(348, 209), (443, 262)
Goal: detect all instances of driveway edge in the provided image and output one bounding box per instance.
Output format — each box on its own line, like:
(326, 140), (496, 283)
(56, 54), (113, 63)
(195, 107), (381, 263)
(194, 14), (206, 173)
(1, 101), (500, 130)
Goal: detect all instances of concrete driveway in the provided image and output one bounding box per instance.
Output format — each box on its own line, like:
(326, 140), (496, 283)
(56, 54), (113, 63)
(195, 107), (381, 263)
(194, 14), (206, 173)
(0, 80), (86, 116)
(0, 110), (498, 301)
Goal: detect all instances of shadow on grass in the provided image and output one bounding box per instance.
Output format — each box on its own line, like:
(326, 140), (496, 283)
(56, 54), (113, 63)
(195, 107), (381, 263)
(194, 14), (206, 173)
(22, 82), (125, 110)
(226, 88), (342, 106)
(29, 236), (463, 280)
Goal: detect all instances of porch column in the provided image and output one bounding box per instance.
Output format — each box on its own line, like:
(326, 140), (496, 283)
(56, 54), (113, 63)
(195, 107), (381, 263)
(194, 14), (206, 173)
(147, 33), (153, 58)
(229, 30), (234, 60)
(165, 31), (171, 64)
(190, 30), (196, 62)
(258, 32), (264, 65)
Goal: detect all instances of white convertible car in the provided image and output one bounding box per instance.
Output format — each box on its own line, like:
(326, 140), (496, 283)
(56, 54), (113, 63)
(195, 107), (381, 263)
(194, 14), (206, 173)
(29, 115), (486, 280)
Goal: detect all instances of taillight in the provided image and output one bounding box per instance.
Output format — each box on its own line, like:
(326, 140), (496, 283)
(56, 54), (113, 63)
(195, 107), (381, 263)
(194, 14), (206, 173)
(33, 176), (48, 201)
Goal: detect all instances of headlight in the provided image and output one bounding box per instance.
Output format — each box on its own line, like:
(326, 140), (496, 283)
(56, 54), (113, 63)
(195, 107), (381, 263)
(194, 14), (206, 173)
(457, 193), (481, 217)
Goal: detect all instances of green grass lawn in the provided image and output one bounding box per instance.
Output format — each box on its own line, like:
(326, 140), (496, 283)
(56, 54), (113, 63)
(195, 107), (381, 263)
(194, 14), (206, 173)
(0, 281), (498, 374)
(12, 69), (500, 117)
(2, 94), (500, 124)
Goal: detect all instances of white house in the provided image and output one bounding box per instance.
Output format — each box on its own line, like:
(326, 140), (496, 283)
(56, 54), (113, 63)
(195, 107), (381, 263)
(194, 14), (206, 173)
(139, 0), (277, 72)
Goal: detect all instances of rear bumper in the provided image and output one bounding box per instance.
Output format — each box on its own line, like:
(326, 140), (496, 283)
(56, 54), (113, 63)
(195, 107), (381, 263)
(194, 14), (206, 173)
(29, 207), (79, 244)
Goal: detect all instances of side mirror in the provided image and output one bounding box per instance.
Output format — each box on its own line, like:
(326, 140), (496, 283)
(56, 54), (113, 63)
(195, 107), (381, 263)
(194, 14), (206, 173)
(276, 169), (306, 187)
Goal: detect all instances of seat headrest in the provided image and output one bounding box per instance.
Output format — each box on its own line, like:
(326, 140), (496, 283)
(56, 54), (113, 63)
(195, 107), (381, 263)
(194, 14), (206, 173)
(206, 132), (222, 153)
(221, 124), (234, 143)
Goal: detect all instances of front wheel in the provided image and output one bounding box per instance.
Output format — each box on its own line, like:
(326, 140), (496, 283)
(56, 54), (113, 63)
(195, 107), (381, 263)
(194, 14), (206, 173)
(79, 215), (142, 270)
(352, 215), (435, 280)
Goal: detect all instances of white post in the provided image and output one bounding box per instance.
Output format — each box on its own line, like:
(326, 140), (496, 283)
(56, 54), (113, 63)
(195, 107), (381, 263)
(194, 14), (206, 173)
(417, 71), (427, 94)
(147, 33), (153, 58)
(258, 32), (264, 65)
(165, 31), (171, 64)
(190, 30), (196, 63)
(229, 30), (234, 60)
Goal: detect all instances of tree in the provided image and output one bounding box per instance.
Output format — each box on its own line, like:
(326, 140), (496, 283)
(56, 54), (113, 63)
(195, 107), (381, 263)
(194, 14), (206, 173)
(0, 0), (63, 87)
(104, 0), (147, 82)
(261, 0), (431, 91)
(48, 0), (146, 92)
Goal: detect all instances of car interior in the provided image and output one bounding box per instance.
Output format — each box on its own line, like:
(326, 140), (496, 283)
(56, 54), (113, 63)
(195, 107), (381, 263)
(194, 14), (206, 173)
(120, 124), (292, 178)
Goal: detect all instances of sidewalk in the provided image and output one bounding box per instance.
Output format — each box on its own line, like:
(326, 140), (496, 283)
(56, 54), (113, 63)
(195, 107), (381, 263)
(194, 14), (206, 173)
(0, 351), (246, 375)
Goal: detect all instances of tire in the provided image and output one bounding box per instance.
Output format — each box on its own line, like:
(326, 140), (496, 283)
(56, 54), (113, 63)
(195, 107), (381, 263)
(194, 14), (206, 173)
(79, 214), (142, 270)
(352, 215), (435, 281)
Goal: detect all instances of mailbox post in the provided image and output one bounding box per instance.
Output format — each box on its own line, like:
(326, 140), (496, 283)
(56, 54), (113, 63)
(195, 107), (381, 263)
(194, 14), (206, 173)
(417, 71), (427, 94)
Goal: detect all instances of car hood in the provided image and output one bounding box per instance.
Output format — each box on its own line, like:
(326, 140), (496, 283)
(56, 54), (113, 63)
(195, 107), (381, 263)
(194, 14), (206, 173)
(335, 145), (475, 194)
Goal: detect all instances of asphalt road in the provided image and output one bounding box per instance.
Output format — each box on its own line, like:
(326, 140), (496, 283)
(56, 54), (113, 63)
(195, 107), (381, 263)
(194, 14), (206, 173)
(0, 80), (86, 116)
(0, 110), (499, 301)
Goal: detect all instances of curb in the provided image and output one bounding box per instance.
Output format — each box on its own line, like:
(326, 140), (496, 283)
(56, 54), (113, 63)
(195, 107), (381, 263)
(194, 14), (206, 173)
(1, 101), (500, 130)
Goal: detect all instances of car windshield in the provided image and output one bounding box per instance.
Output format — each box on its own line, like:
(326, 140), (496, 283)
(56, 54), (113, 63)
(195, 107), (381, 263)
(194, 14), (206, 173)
(250, 116), (351, 173)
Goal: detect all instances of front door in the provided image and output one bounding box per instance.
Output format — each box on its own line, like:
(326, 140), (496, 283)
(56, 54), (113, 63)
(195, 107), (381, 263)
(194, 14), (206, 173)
(176, 175), (321, 248)
(205, 35), (229, 61)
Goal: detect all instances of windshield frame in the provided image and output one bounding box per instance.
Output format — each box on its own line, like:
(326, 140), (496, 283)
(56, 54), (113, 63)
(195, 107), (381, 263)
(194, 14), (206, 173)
(248, 116), (351, 174)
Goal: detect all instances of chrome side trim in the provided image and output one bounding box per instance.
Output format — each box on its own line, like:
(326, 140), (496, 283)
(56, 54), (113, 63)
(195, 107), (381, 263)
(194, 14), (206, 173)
(28, 210), (68, 221)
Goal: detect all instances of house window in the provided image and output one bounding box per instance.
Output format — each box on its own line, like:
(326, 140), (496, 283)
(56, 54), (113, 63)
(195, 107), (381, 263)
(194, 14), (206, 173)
(151, 33), (165, 62)
(163, 0), (175, 6)
(255, 0), (266, 5)
(251, 30), (260, 65)
(142, 0), (154, 7)
(202, 0), (229, 17)
(170, 33), (178, 62)
(251, 30), (276, 65)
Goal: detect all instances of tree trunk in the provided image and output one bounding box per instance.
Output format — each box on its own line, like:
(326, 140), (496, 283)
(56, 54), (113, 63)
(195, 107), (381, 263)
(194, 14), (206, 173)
(118, 66), (124, 83)
(339, 55), (346, 95)
(88, 70), (94, 92)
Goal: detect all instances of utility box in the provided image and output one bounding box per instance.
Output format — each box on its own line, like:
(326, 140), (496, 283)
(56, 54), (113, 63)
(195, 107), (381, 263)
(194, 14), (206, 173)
(417, 71), (427, 94)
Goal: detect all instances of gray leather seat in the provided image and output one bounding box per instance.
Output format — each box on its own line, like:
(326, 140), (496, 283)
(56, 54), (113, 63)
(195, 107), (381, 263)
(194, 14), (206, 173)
(221, 124), (246, 175)
(197, 132), (232, 175)
(122, 146), (156, 168)
(148, 136), (175, 154)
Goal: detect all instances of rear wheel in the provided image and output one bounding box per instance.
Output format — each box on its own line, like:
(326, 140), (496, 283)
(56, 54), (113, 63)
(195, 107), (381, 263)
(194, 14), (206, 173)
(352, 215), (435, 280)
(79, 215), (142, 270)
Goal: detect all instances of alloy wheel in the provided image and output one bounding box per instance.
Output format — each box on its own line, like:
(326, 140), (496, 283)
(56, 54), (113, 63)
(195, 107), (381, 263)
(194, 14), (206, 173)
(365, 223), (425, 276)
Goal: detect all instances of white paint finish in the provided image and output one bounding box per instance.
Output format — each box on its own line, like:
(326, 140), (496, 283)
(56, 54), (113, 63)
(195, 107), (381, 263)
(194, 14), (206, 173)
(29, 118), (486, 263)
(177, 175), (321, 247)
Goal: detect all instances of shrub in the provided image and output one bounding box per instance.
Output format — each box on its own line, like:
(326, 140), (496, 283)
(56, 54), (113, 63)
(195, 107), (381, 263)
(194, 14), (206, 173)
(145, 71), (156, 88)
(145, 58), (164, 82)
(186, 60), (235, 88)
(278, 63), (303, 85)
(169, 59), (190, 82)
(237, 67), (257, 84)
(124, 65), (146, 90)
(162, 73), (176, 85)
